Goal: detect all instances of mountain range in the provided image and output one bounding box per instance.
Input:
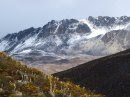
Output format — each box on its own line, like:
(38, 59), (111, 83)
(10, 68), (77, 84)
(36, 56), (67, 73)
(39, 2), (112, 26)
(0, 16), (130, 73)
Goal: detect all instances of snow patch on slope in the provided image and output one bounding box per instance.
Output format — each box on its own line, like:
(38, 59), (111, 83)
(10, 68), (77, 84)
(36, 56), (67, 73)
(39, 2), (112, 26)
(11, 35), (37, 53)
(80, 19), (108, 38)
(0, 40), (9, 51)
(19, 49), (32, 54)
(67, 34), (82, 45)
(53, 23), (60, 34)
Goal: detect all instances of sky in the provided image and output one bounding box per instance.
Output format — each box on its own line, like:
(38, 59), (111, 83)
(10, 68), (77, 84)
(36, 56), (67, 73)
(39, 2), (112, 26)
(0, 0), (130, 38)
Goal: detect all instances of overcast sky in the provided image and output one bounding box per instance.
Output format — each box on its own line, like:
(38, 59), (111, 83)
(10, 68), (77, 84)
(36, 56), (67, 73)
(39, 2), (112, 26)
(0, 0), (130, 38)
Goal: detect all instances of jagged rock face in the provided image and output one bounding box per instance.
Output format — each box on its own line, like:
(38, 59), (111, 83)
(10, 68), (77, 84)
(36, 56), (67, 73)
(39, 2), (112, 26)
(0, 16), (130, 73)
(38, 19), (91, 39)
(88, 16), (130, 27)
(4, 27), (36, 41)
(88, 16), (116, 27)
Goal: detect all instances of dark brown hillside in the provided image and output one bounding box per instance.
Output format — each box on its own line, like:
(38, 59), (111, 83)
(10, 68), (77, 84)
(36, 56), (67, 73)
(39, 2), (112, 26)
(54, 49), (130, 97)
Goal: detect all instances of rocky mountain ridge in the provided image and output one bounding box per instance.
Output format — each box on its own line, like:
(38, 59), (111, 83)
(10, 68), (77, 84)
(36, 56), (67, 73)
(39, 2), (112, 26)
(0, 16), (130, 73)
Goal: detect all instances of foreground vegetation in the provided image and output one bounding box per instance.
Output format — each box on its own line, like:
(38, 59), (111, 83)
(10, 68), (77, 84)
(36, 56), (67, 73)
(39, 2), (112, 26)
(0, 52), (104, 97)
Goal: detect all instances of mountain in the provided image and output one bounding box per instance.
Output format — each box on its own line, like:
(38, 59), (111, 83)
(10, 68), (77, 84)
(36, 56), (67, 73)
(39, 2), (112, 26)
(0, 16), (130, 73)
(54, 49), (130, 97)
(0, 52), (104, 97)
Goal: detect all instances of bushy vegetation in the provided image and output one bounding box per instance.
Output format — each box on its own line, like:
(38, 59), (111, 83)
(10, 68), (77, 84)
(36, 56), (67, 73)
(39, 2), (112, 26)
(0, 52), (104, 97)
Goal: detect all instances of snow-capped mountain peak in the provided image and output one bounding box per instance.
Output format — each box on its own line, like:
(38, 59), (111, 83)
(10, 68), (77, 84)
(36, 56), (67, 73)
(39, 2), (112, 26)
(0, 16), (130, 73)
